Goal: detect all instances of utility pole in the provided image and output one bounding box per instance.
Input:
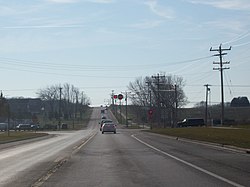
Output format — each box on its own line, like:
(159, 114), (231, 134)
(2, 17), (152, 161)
(122, 91), (131, 127)
(204, 84), (211, 126)
(74, 90), (79, 129)
(146, 81), (152, 129)
(111, 90), (114, 105)
(160, 85), (177, 128)
(210, 44), (231, 125)
(145, 81), (152, 107)
(75, 91), (78, 119)
(111, 90), (114, 113)
(125, 93), (128, 127)
(173, 84), (178, 128)
(152, 73), (165, 127)
(7, 99), (10, 136)
(59, 87), (62, 130)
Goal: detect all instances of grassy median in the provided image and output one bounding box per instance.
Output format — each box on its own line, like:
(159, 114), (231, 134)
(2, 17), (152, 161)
(149, 127), (250, 149)
(0, 131), (48, 144)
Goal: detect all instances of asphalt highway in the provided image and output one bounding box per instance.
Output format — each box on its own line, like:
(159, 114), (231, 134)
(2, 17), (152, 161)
(0, 108), (249, 187)
(41, 108), (250, 187)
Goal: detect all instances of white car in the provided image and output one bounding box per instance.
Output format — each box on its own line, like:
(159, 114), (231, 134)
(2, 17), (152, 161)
(99, 119), (113, 131)
(101, 122), (116, 134)
(15, 124), (32, 131)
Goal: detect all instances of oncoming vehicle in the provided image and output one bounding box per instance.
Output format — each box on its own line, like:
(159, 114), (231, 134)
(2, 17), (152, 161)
(177, 118), (205, 127)
(101, 122), (116, 134)
(99, 119), (113, 131)
(16, 124), (32, 131)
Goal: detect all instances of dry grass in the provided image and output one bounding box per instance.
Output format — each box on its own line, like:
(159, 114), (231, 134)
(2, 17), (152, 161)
(149, 127), (250, 149)
(0, 131), (47, 144)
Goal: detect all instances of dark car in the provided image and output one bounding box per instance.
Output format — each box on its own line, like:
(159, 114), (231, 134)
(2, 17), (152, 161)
(177, 118), (205, 127)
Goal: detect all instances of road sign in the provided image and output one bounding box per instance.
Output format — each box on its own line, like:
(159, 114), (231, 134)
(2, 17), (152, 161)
(118, 94), (123, 100)
(148, 109), (153, 116)
(114, 95), (118, 99)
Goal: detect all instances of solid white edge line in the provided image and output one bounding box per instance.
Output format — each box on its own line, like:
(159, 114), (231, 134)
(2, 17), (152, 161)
(131, 134), (245, 187)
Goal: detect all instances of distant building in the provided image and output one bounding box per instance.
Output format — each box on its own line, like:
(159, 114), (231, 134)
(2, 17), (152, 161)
(8, 98), (42, 115)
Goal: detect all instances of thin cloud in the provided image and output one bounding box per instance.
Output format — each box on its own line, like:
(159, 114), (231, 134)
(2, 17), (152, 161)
(46, 0), (114, 3)
(129, 20), (163, 29)
(0, 4), (44, 16)
(85, 0), (115, 3)
(144, 0), (175, 19)
(205, 20), (246, 33)
(46, 0), (78, 3)
(0, 24), (85, 29)
(187, 0), (250, 10)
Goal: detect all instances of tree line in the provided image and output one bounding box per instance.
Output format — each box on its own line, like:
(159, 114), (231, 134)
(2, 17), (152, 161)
(0, 83), (90, 124)
(126, 73), (187, 127)
(37, 83), (90, 121)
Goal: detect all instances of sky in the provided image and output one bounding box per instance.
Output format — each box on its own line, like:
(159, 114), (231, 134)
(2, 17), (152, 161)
(0, 0), (249, 107)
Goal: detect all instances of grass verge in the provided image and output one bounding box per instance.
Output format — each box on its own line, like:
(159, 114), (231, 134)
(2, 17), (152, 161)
(0, 131), (48, 144)
(148, 127), (250, 149)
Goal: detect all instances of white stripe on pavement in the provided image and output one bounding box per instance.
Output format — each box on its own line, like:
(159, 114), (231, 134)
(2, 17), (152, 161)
(132, 134), (245, 187)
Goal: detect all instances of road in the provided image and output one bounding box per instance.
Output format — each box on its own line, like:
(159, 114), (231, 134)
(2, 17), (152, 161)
(0, 109), (98, 187)
(1, 108), (250, 187)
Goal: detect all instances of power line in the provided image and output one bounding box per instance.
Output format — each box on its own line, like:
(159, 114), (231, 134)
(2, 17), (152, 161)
(232, 41), (250, 48)
(0, 66), (135, 79)
(222, 30), (250, 45)
(186, 84), (250, 87)
(2, 86), (127, 92)
(0, 55), (213, 71)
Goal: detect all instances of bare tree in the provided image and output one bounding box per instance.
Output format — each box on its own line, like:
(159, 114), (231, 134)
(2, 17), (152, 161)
(37, 84), (61, 119)
(128, 74), (187, 108)
(37, 83), (90, 121)
(128, 77), (149, 106)
(79, 91), (90, 119)
(127, 73), (187, 127)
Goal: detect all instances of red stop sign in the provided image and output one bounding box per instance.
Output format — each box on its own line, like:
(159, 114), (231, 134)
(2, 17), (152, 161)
(148, 109), (153, 116)
(113, 95), (118, 99)
(118, 94), (123, 100)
